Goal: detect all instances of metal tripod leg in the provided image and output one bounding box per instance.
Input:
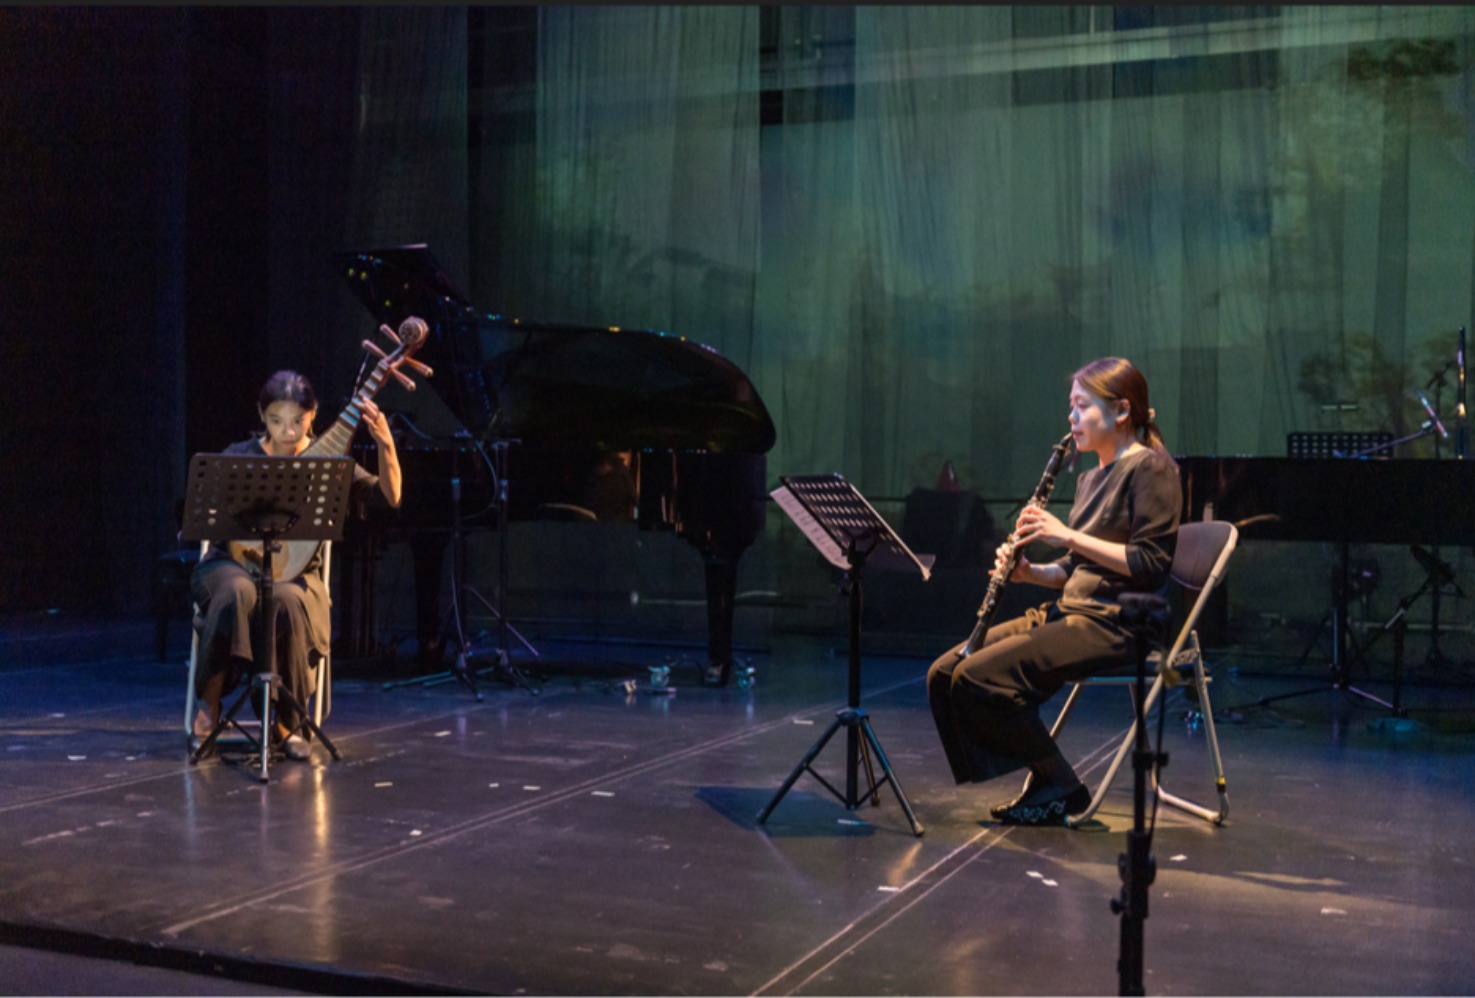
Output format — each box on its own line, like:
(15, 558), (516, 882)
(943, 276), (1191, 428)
(756, 712), (846, 825)
(461, 584), (541, 695)
(190, 675), (264, 767)
(190, 673), (340, 782)
(856, 714), (923, 835)
(381, 578), (484, 699)
(756, 706), (923, 836)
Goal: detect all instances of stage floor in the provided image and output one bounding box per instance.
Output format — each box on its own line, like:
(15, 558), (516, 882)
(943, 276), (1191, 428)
(2, 614), (1474, 996)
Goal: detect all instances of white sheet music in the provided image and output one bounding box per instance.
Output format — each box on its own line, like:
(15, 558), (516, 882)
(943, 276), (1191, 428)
(771, 485), (850, 571)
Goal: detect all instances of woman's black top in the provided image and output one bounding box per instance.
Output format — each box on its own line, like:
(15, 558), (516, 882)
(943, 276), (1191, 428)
(1046, 446), (1181, 624)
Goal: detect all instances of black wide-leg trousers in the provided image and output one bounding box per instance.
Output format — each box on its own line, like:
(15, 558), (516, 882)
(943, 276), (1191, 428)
(192, 558), (323, 731)
(927, 604), (1133, 785)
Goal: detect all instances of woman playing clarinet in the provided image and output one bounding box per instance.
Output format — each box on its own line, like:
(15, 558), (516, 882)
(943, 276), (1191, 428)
(927, 357), (1181, 825)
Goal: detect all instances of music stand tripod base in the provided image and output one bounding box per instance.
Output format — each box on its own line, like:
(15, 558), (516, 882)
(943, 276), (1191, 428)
(756, 703), (922, 835)
(191, 673), (342, 780)
(757, 474), (930, 837)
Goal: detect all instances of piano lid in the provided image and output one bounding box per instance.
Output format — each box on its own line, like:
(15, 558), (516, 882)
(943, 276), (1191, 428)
(335, 246), (776, 454)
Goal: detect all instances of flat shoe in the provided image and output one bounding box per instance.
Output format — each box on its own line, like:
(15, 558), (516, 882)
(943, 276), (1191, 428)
(280, 733), (310, 762)
(193, 708), (219, 739)
(992, 784), (1091, 826)
(989, 782), (1090, 820)
(989, 789), (1031, 821)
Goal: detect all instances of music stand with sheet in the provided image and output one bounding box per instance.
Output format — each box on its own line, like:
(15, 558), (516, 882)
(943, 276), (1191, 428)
(757, 474), (933, 837)
(180, 453), (354, 782)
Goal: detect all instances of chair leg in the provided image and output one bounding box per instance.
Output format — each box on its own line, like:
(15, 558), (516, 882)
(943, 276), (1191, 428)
(184, 629), (200, 742)
(1066, 675), (1166, 828)
(312, 652), (330, 729)
(1155, 631), (1229, 825)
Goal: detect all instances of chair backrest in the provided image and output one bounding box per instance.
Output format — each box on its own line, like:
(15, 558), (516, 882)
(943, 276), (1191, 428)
(1160, 519), (1238, 669)
(1170, 520), (1238, 593)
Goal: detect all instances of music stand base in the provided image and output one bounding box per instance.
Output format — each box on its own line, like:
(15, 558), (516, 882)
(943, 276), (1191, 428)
(756, 707), (924, 837)
(190, 673), (341, 781)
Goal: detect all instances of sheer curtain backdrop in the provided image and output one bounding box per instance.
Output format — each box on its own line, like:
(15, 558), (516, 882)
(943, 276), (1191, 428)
(464, 5), (1475, 499)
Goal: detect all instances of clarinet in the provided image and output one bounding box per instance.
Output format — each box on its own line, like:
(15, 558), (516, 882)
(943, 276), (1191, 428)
(955, 431), (1076, 659)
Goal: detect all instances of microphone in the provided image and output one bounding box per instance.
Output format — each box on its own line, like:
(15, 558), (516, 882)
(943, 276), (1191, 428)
(1415, 388), (1449, 439)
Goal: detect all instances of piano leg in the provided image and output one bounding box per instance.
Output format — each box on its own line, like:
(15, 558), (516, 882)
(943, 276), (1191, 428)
(411, 532), (448, 668)
(702, 551), (738, 686)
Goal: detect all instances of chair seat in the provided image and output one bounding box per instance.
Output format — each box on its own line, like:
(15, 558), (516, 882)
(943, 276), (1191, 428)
(1084, 648), (1199, 683)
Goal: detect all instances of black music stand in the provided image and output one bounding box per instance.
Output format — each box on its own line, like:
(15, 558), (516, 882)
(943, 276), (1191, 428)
(757, 474), (931, 837)
(181, 453), (353, 782)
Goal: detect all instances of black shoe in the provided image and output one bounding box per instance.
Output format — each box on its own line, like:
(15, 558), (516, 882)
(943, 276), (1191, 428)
(989, 789), (1031, 821)
(991, 784), (1092, 826)
(988, 783), (1087, 820)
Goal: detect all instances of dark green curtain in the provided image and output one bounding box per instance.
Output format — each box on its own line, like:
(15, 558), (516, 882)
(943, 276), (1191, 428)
(9, 5), (1475, 622)
(474, 6), (1475, 500)
(303, 5), (1475, 498)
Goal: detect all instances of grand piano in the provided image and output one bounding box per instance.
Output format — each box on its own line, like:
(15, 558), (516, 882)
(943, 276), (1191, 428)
(335, 245), (775, 686)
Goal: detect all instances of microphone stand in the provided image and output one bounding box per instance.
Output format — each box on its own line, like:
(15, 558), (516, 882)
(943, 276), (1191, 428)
(1112, 594), (1169, 998)
(1337, 381), (1458, 698)
(1343, 421), (1442, 461)
(1259, 414), (1449, 715)
(1362, 560), (1453, 734)
(1426, 368), (1448, 669)
(381, 433), (539, 698)
(1457, 326), (1468, 461)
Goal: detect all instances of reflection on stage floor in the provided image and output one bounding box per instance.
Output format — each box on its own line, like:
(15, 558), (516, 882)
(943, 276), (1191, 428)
(2, 614), (1474, 996)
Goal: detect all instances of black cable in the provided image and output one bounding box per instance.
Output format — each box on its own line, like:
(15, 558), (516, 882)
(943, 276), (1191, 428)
(387, 413), (501, 522)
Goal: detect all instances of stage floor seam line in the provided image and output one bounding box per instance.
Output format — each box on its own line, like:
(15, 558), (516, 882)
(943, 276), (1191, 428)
(753, 826), (1006, 997)
(152, 678), (923, 939)
(751, 727), (1134, 997)
(0, 687), (580, 816)
(0, 692), (180, 726)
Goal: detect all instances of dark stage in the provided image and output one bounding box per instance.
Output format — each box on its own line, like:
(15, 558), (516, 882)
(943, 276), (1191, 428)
(3, 614), (1474, 996)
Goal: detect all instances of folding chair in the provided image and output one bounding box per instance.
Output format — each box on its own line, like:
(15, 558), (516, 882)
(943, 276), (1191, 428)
(1023, 520), (1238, 828)
(183, 541), (333, 753)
